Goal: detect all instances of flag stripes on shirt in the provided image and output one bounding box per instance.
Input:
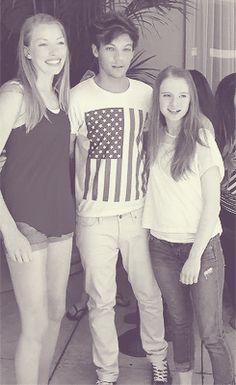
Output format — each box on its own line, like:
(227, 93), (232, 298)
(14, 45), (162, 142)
(135, 110), (146, 200)
(82, 107), (146, 202)
(125, 109), (135, 201)
(114, 158), (122, 202)
(92, 158), (101, 200)
(103, 158), (111, 201)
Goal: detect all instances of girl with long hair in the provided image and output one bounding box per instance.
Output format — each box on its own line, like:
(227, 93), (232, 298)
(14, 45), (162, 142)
(143, 66), (234, 385)
(188, 69), (217, 136)
(0, 13), (75, 384)
(215, 73), (236, 330)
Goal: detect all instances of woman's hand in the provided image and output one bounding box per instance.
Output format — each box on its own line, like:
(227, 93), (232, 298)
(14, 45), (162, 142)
(3, 227), (32, 263)
(180, 255), (201, 285)
(180, 165), (221, 285)
(80, 70), (95, 82)
(0, 152), (6, 172)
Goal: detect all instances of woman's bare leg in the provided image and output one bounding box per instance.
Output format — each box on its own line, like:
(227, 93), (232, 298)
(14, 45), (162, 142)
(7, 249), (48, 385)
(38, 237), (72, 385)
(178, 370), (193, 385)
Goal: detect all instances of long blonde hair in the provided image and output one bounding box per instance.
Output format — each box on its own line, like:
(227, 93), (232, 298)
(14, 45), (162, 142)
(148, 66), (206, 180)
(17, 13), (70, 132)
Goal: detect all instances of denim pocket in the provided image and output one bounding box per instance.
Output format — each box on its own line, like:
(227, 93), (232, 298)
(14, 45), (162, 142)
(130, 208), (143, 223)
(149, 234), (156, 243)
(201, 240), (216, 262)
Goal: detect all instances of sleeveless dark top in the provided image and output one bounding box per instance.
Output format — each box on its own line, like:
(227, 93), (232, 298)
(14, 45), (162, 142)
(2, 110), (75, 237)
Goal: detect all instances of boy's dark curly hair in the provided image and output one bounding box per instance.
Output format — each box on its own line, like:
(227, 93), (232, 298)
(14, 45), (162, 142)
(90, 12), (139, 49)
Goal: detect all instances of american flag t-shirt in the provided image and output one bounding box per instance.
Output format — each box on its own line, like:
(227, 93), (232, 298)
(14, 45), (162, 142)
(82, 107), (147, 202)
(87, 108), (123, 160)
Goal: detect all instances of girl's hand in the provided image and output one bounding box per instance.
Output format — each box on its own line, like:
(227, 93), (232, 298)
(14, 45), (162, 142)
(80, 70), (95, 82)
(0, 153), (6, 172)
(180, 255), (201, 285)
(3, 227), (32, 263)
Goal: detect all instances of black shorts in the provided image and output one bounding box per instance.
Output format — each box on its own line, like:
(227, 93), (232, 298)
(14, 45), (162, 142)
(16, 222), (73, 251)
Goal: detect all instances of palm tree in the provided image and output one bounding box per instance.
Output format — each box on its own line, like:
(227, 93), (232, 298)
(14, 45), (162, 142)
(1, 0), (191, 85)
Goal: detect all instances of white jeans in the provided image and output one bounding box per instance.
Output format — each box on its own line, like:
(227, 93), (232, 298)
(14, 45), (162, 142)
(76, 208), (168, 382)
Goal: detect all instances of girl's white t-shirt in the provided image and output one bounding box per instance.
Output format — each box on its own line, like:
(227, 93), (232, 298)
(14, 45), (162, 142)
(142, 129), (224, 242)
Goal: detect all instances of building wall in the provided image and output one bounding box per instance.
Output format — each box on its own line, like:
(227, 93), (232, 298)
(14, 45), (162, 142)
(134, 8), (185, 85)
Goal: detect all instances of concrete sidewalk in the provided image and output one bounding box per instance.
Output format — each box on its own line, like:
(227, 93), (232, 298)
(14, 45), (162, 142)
(1, 252), (235, 385)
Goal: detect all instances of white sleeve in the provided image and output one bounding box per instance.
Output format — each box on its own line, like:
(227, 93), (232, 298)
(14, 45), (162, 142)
(143, 86), (153, 133)
(68, 88), (84, 136)
(200, 113), (215, 137)
(197, 129), (224, 180)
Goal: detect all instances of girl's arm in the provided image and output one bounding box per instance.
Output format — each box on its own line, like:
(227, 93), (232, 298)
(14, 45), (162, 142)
(0, 150), (6, 171)
(200, 113), (215, 137)
(70, 133), (76, 157)
(180, 165), (221, 285)
(0, 85), (32, 263)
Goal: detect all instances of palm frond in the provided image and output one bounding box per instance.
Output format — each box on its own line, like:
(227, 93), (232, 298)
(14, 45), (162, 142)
(1, 0), (191, 85)
(125, 0), (192, 17)
(131, 53), (157, 68)
(127, 49), (159, 84)
(125, 0), (193, 34)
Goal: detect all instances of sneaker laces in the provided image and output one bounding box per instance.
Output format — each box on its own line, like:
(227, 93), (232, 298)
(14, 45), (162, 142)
(152, 360), (168, 383)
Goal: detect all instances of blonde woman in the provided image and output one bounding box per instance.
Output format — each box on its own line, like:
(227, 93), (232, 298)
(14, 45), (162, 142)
(0, 14), (75, 385)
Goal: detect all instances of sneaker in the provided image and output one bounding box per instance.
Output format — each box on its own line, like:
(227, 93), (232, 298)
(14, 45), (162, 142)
(95, 380), (116, 385)
(152, 360), (172, 384)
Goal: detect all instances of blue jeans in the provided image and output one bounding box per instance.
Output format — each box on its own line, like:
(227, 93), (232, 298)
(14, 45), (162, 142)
(149, 234), (234, 385)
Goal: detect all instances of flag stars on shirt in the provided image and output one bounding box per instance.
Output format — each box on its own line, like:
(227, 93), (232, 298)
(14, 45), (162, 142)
(85, 108), (124, 159)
